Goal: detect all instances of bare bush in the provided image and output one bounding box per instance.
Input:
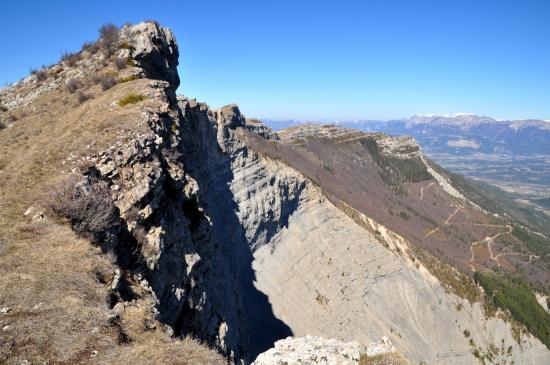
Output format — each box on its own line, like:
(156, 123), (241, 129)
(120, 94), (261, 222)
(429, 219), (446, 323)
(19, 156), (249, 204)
(0, 105), (7, 112)
(31, 67), (48, 82)
(82, 41), (99, 54)
(4, 114), (17, 124)
(60, 51), (82, 67)
(46, 175), (118, 242)
(90, 73), (102, 85)
(76, 91), (92, 104)
(100, 75), (117, 91)
(99, 23), (120, 55)
(65, 79), (80, 93)
(113, 57), (127, 70)
(0, 122), (5, 130)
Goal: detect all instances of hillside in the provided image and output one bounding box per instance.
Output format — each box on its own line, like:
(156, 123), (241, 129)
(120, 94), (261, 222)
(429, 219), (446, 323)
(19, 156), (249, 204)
(1, 22), (550, 365)
(264, 116), (550, 213)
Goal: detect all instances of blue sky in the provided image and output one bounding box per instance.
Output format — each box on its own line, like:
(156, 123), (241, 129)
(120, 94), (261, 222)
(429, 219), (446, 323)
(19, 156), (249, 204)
(1, 0), (549, 121)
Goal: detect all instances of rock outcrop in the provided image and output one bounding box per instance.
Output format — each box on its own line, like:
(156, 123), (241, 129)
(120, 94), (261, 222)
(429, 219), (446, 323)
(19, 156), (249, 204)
(119, 22), (180, 88)
(252, 336), (402, 365)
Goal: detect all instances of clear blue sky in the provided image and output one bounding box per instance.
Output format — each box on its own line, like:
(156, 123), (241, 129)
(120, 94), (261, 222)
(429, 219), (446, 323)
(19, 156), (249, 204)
(1, 1), (549, 121)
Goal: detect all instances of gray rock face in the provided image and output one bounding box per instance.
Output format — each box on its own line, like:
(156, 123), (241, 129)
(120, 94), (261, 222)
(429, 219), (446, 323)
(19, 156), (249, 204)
(120, 22), (180, 89)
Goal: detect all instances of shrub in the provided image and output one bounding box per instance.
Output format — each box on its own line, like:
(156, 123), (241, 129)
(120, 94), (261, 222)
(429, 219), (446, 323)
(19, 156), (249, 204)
(0, 122), (5, 130)
(60, 51), (82, 67)
(474, 272), (550, 350)
(46, 175), (118, 243)
(114, 57), (127, 70)
(82, 41), (100, 54)
(4, 114), (17, 124)
(322, 161), (334, 172)
(118, 93), (146, 106)
(31, 67), (48, 81)
(65, 79), (80, 93)
(512, 226), (550, 256)
(0, 105), (7, 112)
(76, 91), (92, 104)
(99, 23), (120, 55)
(100, 75), (117, 91)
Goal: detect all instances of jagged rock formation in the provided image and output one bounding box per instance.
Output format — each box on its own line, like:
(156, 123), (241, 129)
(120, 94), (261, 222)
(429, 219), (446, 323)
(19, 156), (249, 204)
(2, 21), (550, 365)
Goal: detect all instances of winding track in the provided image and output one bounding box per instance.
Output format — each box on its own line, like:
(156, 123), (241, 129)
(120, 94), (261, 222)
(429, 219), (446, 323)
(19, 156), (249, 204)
(425, 205), (461, 237)
(468, 225), (512, 271)
(419, 182), (435, 200)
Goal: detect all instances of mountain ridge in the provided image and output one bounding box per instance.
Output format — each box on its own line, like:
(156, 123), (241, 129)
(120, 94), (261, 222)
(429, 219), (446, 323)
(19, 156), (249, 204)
(1, 21), (550, 365)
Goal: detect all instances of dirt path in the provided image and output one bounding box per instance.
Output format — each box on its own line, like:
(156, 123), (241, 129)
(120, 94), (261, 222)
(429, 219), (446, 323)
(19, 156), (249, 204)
(425, 205), (461, 237)
(336, 135), (368, 144)
(468, 225), (512, 271)
(494, 251), (540, 263)
(420, 182), (434, 200)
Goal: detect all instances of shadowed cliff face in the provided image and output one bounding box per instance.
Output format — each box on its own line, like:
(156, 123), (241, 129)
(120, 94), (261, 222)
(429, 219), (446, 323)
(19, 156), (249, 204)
(92, 92), (295, 362)
(173, 99), (295, 360)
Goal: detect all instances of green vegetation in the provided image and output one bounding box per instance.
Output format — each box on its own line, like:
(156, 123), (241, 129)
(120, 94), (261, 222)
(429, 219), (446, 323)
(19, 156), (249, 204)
(117, 93), (146, 106)
(399, 211), (410, 220)
(511, 226), (550, 256)
(117, 75), (139, 84)
(321, 161), (334, 172)
(474, 272), (550, 350)
(359, 137), (431, 186)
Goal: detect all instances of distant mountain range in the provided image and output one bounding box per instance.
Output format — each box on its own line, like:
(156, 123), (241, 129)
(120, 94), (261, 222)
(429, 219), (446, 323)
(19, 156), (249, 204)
(264, 114), (550, 156)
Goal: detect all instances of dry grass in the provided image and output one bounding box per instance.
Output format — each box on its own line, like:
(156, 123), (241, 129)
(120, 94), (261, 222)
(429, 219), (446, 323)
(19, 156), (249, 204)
(359, 352), (409, 365)
(99, 336), (227, 365)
